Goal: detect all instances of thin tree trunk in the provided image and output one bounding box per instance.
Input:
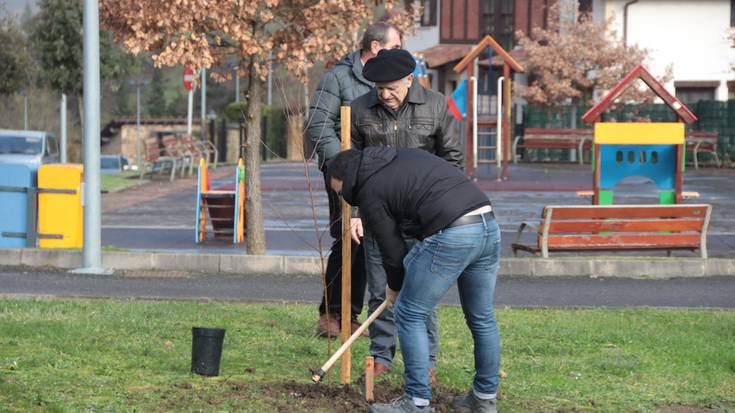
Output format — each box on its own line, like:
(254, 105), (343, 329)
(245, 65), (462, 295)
(77, 93), (84, 139)
(245, 66), (266, 254)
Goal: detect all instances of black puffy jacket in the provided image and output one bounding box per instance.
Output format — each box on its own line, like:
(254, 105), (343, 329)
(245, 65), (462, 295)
(349, 82), (463, 169)
(305, 51), (373, 168)
(340, 147), (490, 290)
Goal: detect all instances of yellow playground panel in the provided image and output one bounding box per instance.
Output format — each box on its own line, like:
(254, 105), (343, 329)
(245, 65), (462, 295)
(38, 164), (84, 248)
(594, 123), (685, 145)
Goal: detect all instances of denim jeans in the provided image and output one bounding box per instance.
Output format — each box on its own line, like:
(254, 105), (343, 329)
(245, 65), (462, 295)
(363, 230), (438, 368)
(394, 215), (501, 401)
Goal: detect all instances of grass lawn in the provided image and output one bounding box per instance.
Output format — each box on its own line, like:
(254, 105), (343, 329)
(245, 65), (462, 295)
(101, 171), (145, 193)
(0, 299), (733, 413)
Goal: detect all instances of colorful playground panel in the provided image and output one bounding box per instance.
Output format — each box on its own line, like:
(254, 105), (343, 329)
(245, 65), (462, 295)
(594, 123), (685, 145)
(0, 164), (34, 248)
(195, 158), (246, 244)
(38, 164), (83, 249)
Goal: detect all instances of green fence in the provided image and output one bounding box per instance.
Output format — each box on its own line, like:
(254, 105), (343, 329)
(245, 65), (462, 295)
(523, 100), (735, 164)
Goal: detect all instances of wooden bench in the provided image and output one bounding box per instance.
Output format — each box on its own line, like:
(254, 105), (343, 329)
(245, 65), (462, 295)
(686, 131), (721, 169)
(139, 137), (178, 181)
(513, 128), (593, 164)
(512, 204), (712, 258)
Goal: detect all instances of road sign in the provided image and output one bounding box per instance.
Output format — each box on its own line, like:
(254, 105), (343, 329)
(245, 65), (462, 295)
(183, 67), (196, 91)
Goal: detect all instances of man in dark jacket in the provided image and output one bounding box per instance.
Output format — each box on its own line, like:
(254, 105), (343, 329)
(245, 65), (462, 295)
(349, 48), (462, 380)
(328, 147), (501, 413)
(305, 23), (402, 337)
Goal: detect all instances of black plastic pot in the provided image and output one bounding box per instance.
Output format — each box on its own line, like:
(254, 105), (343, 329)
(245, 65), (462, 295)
(191, 327), (226, 376)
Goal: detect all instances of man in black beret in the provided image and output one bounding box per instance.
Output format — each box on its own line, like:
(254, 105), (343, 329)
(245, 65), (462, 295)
(348, 48), (463, 385)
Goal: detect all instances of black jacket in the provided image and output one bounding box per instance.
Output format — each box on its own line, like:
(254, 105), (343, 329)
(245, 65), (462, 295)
(350, 82), (463, 168)
(305, 51), (373, 168)
(341, 147), (491, 291)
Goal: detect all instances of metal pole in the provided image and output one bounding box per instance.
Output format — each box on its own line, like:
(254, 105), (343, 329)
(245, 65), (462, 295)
(200, 68), (206, 141)
(23, 92), (28, 130)
(60, 93), (67, 163)
(187, 89), (193, 135)
(235, 70), (240, 103)
(267, 51), (273, 106)
(77, 0), (108, 273)
(136, 85), (141, 168)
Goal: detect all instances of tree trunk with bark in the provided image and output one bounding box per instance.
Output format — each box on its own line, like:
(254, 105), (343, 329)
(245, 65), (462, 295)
(245, 67), (266, 254)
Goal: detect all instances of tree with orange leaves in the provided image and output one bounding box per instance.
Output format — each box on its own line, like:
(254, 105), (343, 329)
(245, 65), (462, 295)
(516, 3), (671, 109)
(100, 0), (413, 254)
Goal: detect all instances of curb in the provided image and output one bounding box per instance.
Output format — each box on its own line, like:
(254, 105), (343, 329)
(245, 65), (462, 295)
(0, 249), (734, 278)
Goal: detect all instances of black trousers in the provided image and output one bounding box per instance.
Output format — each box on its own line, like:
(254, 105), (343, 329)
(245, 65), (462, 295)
(319, 171), (367, 317)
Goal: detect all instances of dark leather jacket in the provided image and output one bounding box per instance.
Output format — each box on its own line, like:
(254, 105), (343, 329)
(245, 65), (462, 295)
(349, 82), (463, 168)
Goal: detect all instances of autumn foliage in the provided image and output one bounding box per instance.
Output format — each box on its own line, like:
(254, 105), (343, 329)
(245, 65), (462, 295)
(100, 0), (411, 81)
(99, 0), (414, 254)
(516, 3), (672, 107)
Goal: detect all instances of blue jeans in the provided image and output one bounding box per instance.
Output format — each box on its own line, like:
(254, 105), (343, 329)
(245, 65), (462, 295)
(394, 215), (501, 401)
(363, 229), (438, 369)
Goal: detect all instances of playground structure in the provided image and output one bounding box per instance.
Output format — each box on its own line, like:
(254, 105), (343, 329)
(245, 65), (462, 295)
(581, 64), (699, 205)
(195, 158), (245, 244)
(453, 35), (524, 179)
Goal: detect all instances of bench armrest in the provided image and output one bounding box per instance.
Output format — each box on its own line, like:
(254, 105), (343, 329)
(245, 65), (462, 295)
(513, 221), (538, 245)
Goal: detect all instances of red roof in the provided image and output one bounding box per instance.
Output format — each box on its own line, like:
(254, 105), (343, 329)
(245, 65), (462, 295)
(581, 64), (697, 124)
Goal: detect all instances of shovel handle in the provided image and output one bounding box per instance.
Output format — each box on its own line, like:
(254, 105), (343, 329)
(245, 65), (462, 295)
(312, 300), (390, 383)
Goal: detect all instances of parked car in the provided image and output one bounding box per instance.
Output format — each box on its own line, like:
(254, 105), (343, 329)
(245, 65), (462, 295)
(100, 154), (130, 174)
(0, 130), (60, 170)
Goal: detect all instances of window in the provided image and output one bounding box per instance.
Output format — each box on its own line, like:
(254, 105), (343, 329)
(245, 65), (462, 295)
(408, 0), (437, 27)
(731, 0), (735, 27)
(728, 81), (735, 100)
(578, 0), (593, 20)
(675, 81), (719, 103)
(482, 0), (515, 50)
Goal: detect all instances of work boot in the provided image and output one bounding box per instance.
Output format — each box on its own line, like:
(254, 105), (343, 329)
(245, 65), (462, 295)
(452, 390), (497, 413)
(368, 394), (432, 413)
(316, 313), (340, 338)
(351, 317), (369, 337)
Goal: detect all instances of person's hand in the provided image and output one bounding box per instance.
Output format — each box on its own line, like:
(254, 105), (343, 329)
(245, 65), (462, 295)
(350, 218), (363, 244)
(385, 286), (399, 307)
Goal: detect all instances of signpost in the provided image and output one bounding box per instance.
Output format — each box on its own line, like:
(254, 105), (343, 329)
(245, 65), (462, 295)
(184, 67), (195, 135)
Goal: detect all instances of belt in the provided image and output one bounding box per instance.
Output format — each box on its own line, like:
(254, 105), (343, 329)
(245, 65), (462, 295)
(446, 211), (494, 229)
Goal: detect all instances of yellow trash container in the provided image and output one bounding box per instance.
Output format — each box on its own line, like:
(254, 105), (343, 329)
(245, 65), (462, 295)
(38, 164), (84, 249)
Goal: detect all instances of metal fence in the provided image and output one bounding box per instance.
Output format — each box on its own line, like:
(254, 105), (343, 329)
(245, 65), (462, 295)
(523, 100), (735, 163)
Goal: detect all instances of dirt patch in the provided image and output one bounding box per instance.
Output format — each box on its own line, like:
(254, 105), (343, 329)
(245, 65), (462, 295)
(259, 380), (464, 413)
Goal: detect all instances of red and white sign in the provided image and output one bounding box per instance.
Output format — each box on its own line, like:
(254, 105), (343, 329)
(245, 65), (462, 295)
(183, 67), (196, 91)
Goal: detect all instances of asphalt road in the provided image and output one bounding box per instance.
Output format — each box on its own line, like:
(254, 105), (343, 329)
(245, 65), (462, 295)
(1, 267), (733, 309)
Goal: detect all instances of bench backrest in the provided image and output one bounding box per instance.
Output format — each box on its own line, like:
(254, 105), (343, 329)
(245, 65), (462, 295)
(143, 137), (162, 161)
(161, 135), (180, 157)
(538, 204), (711, 251)
(524, 128), (593, 140)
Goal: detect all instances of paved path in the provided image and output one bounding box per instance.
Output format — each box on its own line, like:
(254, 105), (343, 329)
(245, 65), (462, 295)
(2, 267), (733, 309)
(101, 162), (735, 258)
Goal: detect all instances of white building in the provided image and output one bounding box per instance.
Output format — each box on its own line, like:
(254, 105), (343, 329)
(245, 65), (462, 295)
(605, 0), (734, 102)
(402, 0), (734, 102)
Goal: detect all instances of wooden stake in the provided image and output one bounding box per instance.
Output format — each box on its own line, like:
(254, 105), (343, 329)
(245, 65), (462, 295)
(339, 106), (352, 384)
(365, 356), (374, 402)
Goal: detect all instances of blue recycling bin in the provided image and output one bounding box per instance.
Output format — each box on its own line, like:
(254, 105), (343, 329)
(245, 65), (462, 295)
(0, 164), (35, 248)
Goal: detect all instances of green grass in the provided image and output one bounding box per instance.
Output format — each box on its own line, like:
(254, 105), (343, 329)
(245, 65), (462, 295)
(0, 299), (733, 412)
(101, 171), (145, 193)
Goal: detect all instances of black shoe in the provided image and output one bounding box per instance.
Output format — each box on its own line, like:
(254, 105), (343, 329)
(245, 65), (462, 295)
(369, 394), (432, 413)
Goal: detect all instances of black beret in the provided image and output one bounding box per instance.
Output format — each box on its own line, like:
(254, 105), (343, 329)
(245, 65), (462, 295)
(363, 49), (416, 83)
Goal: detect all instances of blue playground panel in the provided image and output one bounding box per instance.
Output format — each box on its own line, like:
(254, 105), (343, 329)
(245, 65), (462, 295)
(599, 144), (676, 190)
(0, 164), (34, 248)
